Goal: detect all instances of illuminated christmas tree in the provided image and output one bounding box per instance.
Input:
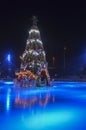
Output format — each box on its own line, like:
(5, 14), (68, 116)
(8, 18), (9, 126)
(15, 16), (50, 87)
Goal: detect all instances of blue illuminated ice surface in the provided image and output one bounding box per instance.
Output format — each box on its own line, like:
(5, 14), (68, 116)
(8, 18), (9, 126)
(0, 81), (86, 130)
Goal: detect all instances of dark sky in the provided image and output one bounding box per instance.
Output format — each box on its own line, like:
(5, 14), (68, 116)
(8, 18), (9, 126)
(0, 0), (85, 73)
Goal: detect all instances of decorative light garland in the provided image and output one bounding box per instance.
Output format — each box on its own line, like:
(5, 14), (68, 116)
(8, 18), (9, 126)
(36, 39), (43, 44)
(29, 29), (40, 34)
(26, 40), (30, 44)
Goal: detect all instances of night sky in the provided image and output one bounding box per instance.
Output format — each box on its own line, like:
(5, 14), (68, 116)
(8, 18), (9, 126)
(0, 0), (85, 75)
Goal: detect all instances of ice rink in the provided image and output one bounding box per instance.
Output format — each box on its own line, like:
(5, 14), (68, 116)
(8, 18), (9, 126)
(0, 81), (86, 130)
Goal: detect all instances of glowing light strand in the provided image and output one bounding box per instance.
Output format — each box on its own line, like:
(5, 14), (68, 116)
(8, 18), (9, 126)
(29, 29), (40, 34)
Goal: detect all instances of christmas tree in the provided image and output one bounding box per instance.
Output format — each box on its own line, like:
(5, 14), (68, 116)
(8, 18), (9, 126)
(15, 16), (50, 87)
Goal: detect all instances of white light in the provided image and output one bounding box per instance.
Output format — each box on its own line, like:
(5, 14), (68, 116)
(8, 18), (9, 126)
(37, 63), (41, 66)
(30, 39), (43, 44)
(27, 40), (30, 44)
(22, 53), (26, 58)
(39, 50), (46, 56)
(43, 51), (46, 56)
(30, 39), (35, 43)
(22, 50), (28, 58)
(33, 51), (39, 56)
(7, 54), (11, 62)
(37, 39), (42, 44)
(29, 29), (39, 34)
(29, 50), (33, 53)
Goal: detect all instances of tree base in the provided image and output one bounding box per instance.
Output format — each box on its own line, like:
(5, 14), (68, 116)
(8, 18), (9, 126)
(14, 78), (52, 88)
